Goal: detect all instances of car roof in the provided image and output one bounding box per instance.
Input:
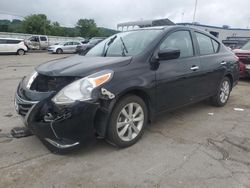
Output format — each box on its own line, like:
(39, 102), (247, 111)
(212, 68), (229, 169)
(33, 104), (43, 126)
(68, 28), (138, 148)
(129, 25), (220, 41)
(122, 25), (187, 32)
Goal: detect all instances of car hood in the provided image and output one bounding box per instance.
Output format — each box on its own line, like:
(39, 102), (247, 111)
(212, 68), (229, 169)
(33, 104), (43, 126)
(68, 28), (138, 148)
(36, 55), (132, 77)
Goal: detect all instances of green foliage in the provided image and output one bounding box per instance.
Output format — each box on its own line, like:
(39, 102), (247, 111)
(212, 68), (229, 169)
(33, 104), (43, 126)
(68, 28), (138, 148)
(0, 19), (23, 32)
(21, 14), (51, 35)
(0, 14), (118, 38)
(76, 19), (100, 37)
(99, 27), (119, 37)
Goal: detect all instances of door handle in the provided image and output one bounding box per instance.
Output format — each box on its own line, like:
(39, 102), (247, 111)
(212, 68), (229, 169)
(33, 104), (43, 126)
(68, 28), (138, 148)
(221, 61), (227, 65)
(190, 66), (199, 71)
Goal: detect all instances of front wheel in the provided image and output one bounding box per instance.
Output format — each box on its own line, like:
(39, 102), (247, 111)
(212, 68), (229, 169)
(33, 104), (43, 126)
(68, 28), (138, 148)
(211, 77), (231, 107)
(107, 95), (148, 148)
(56, 48), (63, 54)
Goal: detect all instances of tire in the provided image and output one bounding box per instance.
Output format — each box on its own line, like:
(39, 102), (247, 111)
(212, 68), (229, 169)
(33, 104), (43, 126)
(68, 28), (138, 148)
(107, 95), (148, 148)
(211, 77), (231, 107)
(17, 49), (25, 55)
(56, 48), (63, 54)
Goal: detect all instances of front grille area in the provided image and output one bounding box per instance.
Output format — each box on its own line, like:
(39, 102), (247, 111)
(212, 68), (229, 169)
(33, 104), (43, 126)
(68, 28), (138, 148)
(241, 59), (250, 65)
(19, 103), (33, 116)
(30, 74), (78, 92)
(15, 94), (37, 117)
(236, 53), (250, 65)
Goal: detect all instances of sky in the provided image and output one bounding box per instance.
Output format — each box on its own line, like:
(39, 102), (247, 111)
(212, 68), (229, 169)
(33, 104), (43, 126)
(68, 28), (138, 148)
(0, 0), (250, 29)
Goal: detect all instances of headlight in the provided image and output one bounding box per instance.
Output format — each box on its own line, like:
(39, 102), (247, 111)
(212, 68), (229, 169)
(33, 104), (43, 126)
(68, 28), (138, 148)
(23, 71), (38, 89)
(52, 70), (113, 105)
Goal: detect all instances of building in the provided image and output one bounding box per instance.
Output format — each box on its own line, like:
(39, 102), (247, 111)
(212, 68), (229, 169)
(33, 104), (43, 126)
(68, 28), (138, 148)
(179, 23), (250, 49)
(117, 18), (250, 49)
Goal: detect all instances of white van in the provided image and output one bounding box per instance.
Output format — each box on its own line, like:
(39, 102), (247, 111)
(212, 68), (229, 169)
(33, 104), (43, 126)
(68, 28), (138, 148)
(0, 38), (28, 55)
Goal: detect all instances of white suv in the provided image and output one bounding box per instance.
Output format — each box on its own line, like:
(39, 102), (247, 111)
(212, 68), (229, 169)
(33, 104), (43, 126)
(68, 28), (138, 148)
(0, 38), (28, 55)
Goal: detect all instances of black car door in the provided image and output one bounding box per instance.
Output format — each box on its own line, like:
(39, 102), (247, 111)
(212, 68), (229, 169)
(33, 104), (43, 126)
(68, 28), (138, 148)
(155, 29), (202, 112)
(193, 32), (226, 97)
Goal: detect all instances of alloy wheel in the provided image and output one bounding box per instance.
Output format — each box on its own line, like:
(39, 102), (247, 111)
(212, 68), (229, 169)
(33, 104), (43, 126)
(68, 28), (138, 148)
(116, 102), (144, 142)
(220, 80), (230, 103)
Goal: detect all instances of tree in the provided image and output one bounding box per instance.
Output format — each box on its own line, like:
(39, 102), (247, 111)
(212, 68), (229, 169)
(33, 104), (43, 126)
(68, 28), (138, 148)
(21, 14), (51, 35)
(76, 19), (100, 37)
(0, 15), (117, 37)
(50, 22), (64, 36)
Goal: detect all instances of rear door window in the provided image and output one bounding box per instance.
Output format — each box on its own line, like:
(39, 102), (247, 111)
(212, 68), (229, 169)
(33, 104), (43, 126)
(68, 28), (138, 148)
(6, 40), (22, 44)
(40, 36), (47, 41)
(195, 32), (215, 55)
(211, 39), (220, 53)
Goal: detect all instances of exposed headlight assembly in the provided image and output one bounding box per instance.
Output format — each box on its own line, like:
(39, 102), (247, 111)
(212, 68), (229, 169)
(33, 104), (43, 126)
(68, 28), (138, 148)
(24, 71), (38, 89)
(52, 70), (113, 105)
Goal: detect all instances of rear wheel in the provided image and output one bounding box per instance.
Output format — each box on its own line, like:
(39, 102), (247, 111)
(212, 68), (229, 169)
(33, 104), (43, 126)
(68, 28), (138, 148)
(56, 48), (63, 54)
(107, 95), (148, 148)
(17, 49), (25, 55)
(211, 77), (231, 107)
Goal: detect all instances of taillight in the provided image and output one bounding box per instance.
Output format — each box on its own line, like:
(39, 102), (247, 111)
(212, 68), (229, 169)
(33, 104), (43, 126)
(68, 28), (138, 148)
(239, 61), (246, 71)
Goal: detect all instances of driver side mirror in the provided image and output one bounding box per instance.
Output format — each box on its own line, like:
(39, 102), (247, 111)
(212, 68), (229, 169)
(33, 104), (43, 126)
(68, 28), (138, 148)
(158, 49), (181, 61)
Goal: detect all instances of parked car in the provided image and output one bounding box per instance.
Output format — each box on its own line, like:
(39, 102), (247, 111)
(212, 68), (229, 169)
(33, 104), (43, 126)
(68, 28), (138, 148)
(15, 26), (239, 153)
(25, 35), (49, 50)
(48, 41), (81, 54)
(80, 38), (90, 44)
(0, 38), (28, 55)
(233, 41), (250, 78)
(76, 37), (105, 55)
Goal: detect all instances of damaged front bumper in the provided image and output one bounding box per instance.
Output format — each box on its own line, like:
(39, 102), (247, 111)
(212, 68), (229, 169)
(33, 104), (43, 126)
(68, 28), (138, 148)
(15, 81), (99, 151)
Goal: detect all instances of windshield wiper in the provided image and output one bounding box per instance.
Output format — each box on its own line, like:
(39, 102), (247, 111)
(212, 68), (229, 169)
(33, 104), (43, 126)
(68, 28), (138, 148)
(103, 35), (117, 57)
(120, 37), (128, 56)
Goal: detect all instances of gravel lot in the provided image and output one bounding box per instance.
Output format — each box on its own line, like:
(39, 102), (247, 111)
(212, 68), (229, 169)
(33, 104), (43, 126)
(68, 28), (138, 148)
(0, 53), (250, 188)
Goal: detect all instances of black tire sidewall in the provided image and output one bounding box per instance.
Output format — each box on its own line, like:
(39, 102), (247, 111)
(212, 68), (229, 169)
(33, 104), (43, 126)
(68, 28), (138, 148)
(107, 95), (148, 148)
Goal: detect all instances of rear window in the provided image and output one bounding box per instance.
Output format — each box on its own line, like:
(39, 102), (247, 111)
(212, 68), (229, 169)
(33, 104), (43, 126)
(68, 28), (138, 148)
(7, 40), (22, 44)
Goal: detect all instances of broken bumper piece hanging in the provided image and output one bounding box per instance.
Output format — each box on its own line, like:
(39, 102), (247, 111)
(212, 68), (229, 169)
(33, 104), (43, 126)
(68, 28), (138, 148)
(14, 83), (99, 152)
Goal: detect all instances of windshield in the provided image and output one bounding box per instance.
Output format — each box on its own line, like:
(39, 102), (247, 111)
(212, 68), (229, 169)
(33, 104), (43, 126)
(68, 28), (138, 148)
(241, 42), (250, 50)
(86, 30), (162, 57)
(57, 42), (65, 45)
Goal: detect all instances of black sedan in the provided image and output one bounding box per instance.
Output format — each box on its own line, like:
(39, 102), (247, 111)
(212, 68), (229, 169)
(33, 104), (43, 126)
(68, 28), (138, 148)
(76, 37), (105, 55)
(15, 26), (239, 153)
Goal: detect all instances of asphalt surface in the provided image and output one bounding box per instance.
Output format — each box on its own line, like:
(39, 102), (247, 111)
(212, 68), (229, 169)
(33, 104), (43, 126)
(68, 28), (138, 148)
(0, 53), (250, 188)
